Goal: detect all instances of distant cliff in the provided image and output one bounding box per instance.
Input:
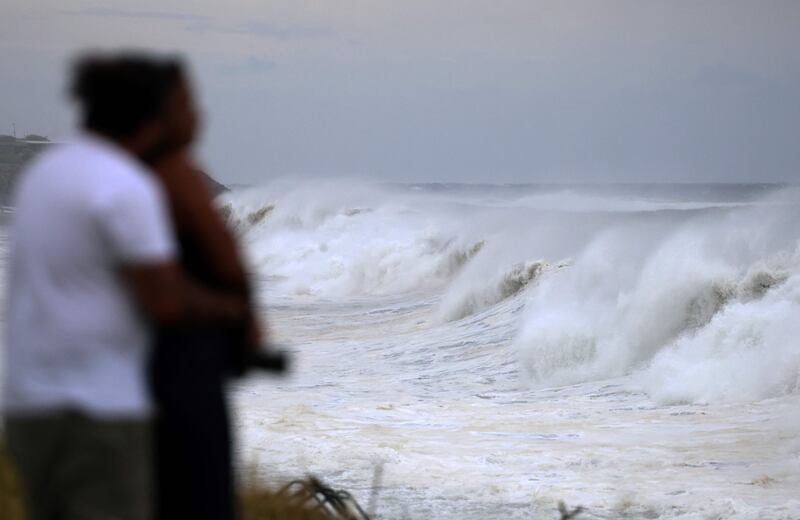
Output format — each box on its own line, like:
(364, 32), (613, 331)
(0, 135), (52, 204)
(0, 135), (229, 203)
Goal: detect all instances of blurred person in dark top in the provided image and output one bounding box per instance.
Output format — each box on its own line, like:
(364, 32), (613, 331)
(144, 64), (271, 520)
(2, 54), (249, 520)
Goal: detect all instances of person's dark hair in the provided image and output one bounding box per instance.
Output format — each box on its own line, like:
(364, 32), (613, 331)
(70, 53), (184, 139)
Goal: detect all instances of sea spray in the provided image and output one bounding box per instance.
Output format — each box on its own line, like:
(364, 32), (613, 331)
(218, 181), (485, 297)
(219, 180), (800, 405)
(514, 192), (800, 402)
(175, 182), (800, 516)
(437, 259), (549, 322)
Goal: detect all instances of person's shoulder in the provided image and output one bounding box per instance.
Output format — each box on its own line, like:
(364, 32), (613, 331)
(13, 140), (82, 202)
(77, 135), (140, 175)
(98, 163), (163, 209)
(59, 135), (162, 211)
(21, 139), (78, 177)
(69, 135), (155, 191)
(26, 135), (135, 185)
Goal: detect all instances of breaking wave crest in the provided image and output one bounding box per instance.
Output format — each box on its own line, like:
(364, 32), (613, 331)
(514, 190), (800, 403)
(436, 260), (550, 322)
(216, 181), (488, 297)
(220, 181), (800, 403)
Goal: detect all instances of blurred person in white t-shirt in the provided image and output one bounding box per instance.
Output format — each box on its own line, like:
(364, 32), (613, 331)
(2, 54), (247, 520)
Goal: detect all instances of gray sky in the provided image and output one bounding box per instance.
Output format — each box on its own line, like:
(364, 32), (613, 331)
(1, 1), (798, 184)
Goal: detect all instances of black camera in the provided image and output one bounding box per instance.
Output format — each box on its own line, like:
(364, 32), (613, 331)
(243, 349), (290, 374)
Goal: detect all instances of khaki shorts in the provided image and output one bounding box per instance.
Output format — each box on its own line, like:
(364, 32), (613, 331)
(4, 410), (152, 520)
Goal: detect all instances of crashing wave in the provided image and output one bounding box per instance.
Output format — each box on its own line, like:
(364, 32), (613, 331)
(438, 260), (548, 322)
(247, 205), (274, 226)
(216, 201), (275, 231)
(683, 267), (790, 332)
(515, 245), (798, 403)
(217, 181), (800, 404)
(435, 240), (485, 278)
(638, 270), (800, 404)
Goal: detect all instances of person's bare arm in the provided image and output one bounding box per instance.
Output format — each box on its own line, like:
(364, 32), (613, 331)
(121, 261), (247, 325)
(154, 153), (266, 347)
(156, 153), (250, 292)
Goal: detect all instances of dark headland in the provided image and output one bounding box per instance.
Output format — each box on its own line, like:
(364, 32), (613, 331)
(0, 134), (229, 205)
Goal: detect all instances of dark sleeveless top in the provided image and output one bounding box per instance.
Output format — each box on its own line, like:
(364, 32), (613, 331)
(150, 230), (241, 520)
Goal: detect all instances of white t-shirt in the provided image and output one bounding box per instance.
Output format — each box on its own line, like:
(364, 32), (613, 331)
(3, 133), (175, 419)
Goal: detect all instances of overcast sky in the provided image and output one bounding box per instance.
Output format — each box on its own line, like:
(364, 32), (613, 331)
(1, 1), (798, 184)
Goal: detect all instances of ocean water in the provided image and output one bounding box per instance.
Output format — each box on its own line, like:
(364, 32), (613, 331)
(221, 182), (800, 519)
(2, 183), (800, 518)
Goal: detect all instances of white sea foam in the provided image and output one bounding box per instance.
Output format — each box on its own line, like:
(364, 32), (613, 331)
(218, 181), (479, 297)
(638, 270), (800, 404)
(217, 182), (800, 517)
(514, 191), (800, 403)
(221, 182), (800, 404)
(436, 259), (549, 322)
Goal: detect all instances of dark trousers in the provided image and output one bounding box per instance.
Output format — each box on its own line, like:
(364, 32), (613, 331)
(150, 327), (235, 520)
(5, 410), (151, 520)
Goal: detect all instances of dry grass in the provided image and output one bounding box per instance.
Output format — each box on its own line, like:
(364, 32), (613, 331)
(240, 485), (333, 520)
